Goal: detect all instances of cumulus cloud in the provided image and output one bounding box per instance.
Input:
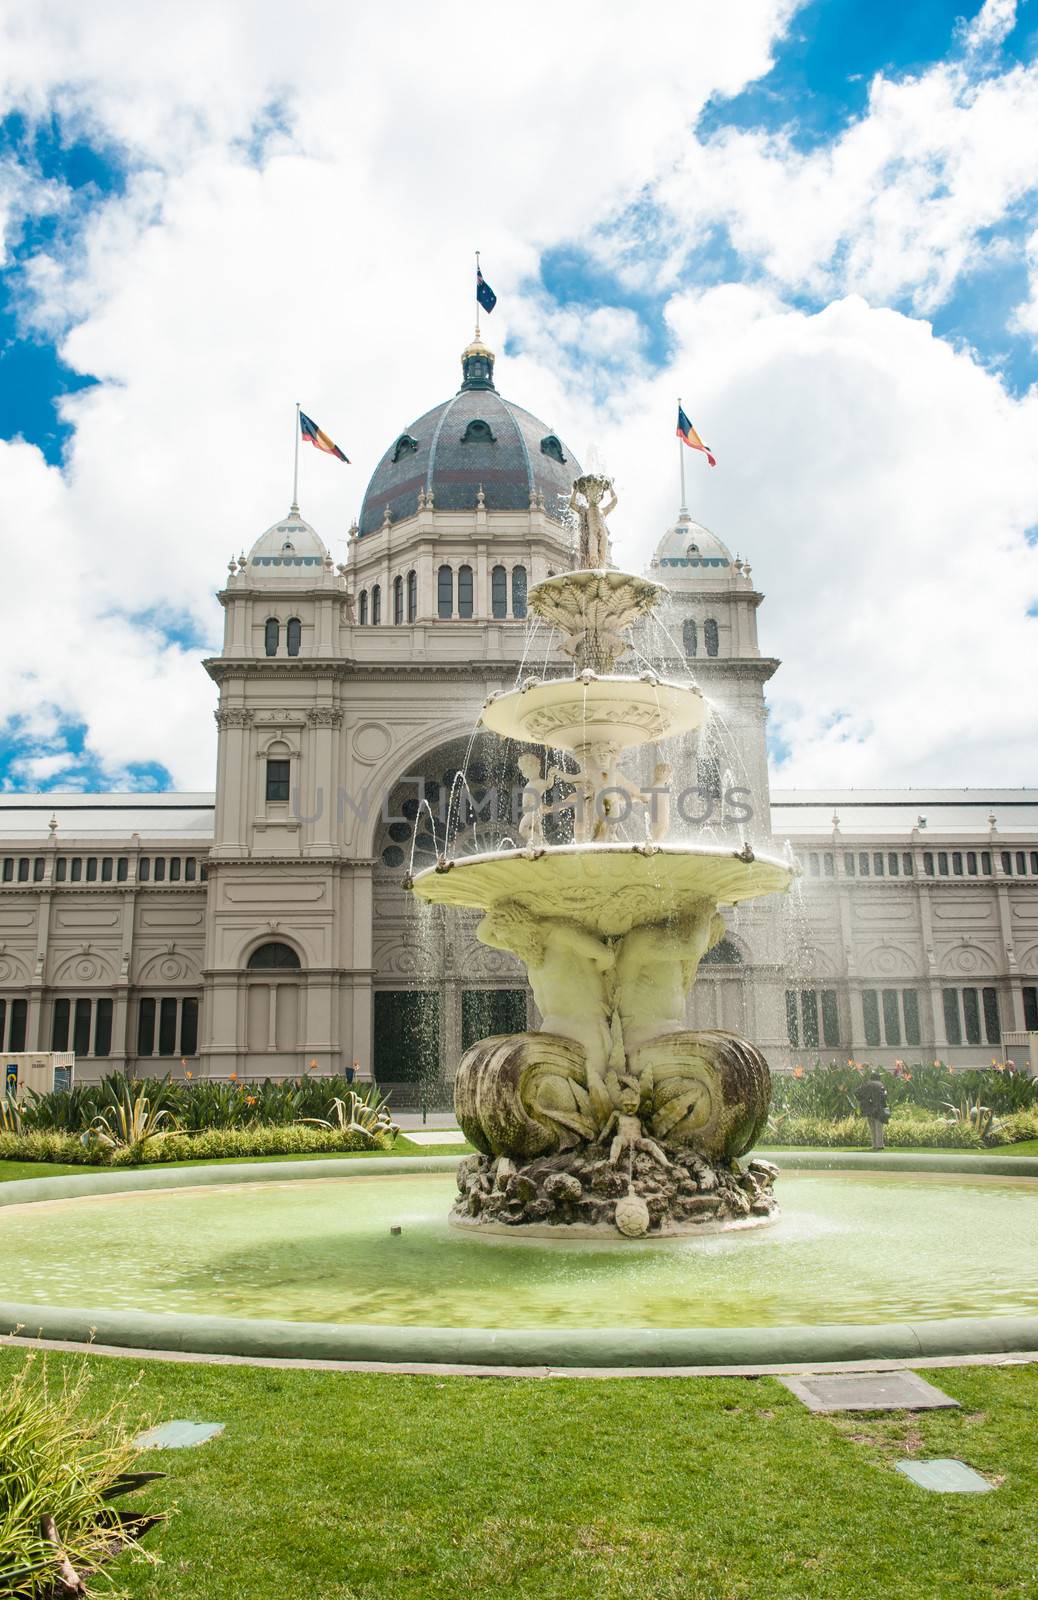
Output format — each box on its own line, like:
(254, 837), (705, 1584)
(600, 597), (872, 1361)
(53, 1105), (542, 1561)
(0, 0), (1036, 796)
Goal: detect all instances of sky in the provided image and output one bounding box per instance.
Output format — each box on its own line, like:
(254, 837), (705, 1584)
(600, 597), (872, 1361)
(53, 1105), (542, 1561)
(0, 0), (1036, 794)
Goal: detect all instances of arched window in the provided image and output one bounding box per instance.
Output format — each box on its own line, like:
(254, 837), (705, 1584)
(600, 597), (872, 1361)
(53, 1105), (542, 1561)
(358, 590), (368, 625)
(393, 575), (404, 624)
(407, 569), (417, 622)
(702, 937), (743, 965)
(512, 565), (528, 619)
(491, 564), (507, 619)
(683, 618), (698, 658)
(540, 434), (566, 464)
(704, 618), (719, 657)
(437, 565), (453, 619)
(458, 564), (474, 618)
(286, 617), (301, 657)
(247, 940), (301, 970)
(391, 433), (418, 462)
(371, 583), (382, 625)
(460, 418), (496, 444)
(264, 618), (279, 656)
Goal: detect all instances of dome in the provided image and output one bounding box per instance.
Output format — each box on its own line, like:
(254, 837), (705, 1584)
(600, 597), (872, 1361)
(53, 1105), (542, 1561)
(246, 504), (330, 576)
(650, 509), (733, 586)
(357, 339), (581, 535)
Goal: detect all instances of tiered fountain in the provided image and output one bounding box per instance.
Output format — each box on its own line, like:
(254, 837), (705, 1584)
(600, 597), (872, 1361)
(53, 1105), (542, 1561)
(411, 476), (794, 1237)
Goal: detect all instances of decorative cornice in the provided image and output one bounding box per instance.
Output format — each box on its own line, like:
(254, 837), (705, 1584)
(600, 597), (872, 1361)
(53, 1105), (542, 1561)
(214, 707), (254, 727)
(306, 707), (345, 727)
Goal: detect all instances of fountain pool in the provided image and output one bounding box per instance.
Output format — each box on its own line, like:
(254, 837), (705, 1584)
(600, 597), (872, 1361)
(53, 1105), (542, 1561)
(3, 1159), (1038, 1368)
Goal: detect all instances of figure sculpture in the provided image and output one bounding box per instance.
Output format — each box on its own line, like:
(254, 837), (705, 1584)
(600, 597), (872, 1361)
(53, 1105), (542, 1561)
(614, 902), (726, 1054)
(569, 474), (617, 570)
(601, 1084), (672, 1170)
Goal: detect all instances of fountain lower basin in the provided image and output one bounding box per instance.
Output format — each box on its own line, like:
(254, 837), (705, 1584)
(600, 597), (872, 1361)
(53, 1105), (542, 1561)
(3, 1160), (1038, 1368)
(410, 842), (793, 935)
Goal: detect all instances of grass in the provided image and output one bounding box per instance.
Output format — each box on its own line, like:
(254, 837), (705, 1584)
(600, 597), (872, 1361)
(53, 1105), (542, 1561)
(1, 1350), (1035, 1599)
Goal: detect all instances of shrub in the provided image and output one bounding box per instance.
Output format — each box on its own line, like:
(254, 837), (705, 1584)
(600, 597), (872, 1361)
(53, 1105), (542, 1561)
(761, 1113), (986, 1149)
(0, 1121), (395, 1168)
(0, 1356), (164, 1598)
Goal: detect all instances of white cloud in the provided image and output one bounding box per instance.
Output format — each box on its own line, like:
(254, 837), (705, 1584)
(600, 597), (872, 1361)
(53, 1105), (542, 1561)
(961, 0), (1018, 52)
(591, 287), (1038, 786)
(0, 0), (1036, 796)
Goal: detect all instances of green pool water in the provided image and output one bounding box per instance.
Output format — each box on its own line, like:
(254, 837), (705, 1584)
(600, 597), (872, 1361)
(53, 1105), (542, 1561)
(3, 1170), (1038, 1329)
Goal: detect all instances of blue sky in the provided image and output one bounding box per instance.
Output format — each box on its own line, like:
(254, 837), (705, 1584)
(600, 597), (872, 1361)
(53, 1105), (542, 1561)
(1, 0), (1036, 792)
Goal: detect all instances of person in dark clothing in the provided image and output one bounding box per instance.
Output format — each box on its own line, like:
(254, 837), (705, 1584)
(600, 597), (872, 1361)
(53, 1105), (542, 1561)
(857, 1073), (890, 1151)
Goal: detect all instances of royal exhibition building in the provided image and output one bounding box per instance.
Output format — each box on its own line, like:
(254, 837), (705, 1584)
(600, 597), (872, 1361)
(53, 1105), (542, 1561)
(1, 337), (1036, 1092)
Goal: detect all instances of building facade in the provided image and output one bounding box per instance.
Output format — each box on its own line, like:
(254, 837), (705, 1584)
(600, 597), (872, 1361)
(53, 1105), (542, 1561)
(1, 338), (1036, 1085)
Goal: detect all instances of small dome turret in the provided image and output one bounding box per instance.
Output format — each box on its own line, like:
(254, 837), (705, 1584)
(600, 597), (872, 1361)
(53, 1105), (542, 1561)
(649, 508), (733, 587)
(246, 504), (330, 577)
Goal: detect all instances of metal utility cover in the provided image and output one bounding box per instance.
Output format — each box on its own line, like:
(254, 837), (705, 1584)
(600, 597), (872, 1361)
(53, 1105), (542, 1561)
(896, 1458), (994, 1493)
(779, 1371), (960, 1413)
(134, 1420), (225, 1449)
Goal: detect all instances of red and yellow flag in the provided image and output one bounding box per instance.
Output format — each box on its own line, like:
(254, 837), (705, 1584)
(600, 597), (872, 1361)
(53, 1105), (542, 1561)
(676, 404), (716, 466)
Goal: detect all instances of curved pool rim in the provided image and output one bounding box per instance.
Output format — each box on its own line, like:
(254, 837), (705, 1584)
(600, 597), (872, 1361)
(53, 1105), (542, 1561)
(3, 1152), (1038, 1370)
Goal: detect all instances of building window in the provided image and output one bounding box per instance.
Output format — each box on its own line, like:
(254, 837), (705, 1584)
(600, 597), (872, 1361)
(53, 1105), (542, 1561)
(458, 564), (474, 618)
(1023, 987), (1038, 1031)
(359, 590), (368, 625)
(982, 851), (992, 875)
(923, 852), (934, 876)
(683, 618), (698, 657)
(1032, 852), (1038, 875)
(17, 858), (29, 882)
(33, 857), (44, 882)
(1, 858), (10, 881)
(808, 854), (820, 876)
(1017, 850), (1028, 875)
(7, 998), (26, 1051)
(52, 997), (70, 1052)
(942, 986), (999, 1047)
(540, 434), (566, 464)
(873, 852), (884, 877)
(863, 988), (922, 1048)
(461, 989), (528, 1052)
(169, 857), (181, 882)
(264, 618), (279, 656)
(153, 857), (166, 883)
(704, 618), (719, 657)
(887, 852), (899, 877)
(902, 853), (914, 876)
(393, 576), (403, 624)
(512, 566), (528, 619)
(371, 584), (381, 625)
(858, 852), (870, 877)
(101, 857), (113, 882)
(137, 995), (199, 1057)
(286, 617), (302, 656)
(266, 758), (290, 803)
(952, 851), (963, 875)
(786, 989), (840, 1050)
(437, 565), (453, 619)
(185, 857), (197, 882)
(70, 858), (82, 882)
(844, 852), (855, 876)
(460, 417), (496, 443)
(55, 858), (67, 882)
(823, 852), (835, 876)
(491, 565), (507, 619)
(938, 851), (949, 875)
(247, 940), (302, 970)
(139, 857), (150, 882)
(407, 569), (417, 622)
(86, 857), (98, 882)
(94, 998), (113, 1057)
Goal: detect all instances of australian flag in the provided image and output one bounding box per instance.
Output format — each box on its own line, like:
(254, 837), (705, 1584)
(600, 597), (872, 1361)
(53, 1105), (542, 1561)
(476, 267), (497, 314)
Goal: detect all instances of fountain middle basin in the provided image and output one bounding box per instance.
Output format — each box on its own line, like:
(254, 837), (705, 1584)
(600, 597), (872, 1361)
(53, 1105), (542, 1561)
(3, 1159), (1038, 1367)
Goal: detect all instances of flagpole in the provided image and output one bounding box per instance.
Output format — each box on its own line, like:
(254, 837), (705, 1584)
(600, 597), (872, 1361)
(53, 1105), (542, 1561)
(475, 248), (480, 339)
(292, 401), (300, 511)
(678, 396), (687, 513)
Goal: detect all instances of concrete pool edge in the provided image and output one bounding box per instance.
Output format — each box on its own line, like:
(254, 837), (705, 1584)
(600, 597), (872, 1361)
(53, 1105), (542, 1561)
(4, 1151), (1038, 1371)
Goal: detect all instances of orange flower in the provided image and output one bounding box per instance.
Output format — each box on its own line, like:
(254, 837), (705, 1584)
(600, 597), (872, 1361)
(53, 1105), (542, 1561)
(245, 1094), (257, 1107)
(308, 1059), (318, 1072)
(793, 1065), (805, 1080)
(185, 1070), (193, 1080)
(229, 1072), (238, 1083)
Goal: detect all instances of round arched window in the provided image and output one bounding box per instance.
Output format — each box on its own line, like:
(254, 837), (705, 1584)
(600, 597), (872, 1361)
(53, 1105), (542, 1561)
(246, 941), (302, 970)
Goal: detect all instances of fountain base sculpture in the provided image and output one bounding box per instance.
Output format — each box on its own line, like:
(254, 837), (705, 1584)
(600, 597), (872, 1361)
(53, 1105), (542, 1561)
(410, 475), (794, 1238)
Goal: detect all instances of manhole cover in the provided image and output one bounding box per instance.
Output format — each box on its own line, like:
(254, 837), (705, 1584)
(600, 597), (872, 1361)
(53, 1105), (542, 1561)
(896, 1459), (994, 1493)
(779, 1372), (960, 1413)
(135, 1420), (225, 1449)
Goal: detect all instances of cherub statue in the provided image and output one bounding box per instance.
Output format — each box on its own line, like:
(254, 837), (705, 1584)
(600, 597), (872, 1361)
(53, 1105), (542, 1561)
(551, 742), (646, 842)
(569, 473), (617, 569)
(516, 752), (565, 848)
(601, 1082), (671, 1169)
(614, 901), (727, 1054)
(476, 902), (616, 1085)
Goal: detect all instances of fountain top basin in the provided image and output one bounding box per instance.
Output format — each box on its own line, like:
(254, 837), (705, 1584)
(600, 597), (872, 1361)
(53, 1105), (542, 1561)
(480, 674), (707, 753)
(410, 841), (793, 935)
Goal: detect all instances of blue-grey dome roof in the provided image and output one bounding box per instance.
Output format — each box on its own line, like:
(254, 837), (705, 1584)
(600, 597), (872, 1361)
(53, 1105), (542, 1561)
(357, 340), (581, 536)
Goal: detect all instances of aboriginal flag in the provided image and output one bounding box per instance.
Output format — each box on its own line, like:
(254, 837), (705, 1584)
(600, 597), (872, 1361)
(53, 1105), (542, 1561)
(676, 405), (716, 466)
(476, 267), (497, 314)
(300, 411), (349, 463)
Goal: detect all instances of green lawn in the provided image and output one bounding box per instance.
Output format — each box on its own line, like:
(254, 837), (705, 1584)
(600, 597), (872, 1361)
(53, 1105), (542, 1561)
(3, 1349), (1036, 1600)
